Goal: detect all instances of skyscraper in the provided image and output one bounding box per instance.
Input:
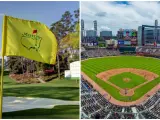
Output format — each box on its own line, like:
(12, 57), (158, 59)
(81, 19), (84, 38)
(93, 20), (97, 31)
(81, 19), (84, 31)
(93, 20), (97, 36)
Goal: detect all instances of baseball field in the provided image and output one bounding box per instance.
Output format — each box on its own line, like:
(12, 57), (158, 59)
(81, 56), (160, 103)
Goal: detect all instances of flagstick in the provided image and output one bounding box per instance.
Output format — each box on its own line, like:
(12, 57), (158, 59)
(56, 40), (60, 79)
(57, 54), (60, 79)
(0, 15), (7, 119)
(21, 57), (24, 81)
(0, 56), (4, 119)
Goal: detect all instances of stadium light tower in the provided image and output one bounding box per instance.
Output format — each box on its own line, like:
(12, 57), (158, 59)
(154, 20), (158, 46)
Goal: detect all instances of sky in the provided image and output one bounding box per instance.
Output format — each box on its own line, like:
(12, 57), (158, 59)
(81, 1), (160, 35)
(0, 1), (79, 51)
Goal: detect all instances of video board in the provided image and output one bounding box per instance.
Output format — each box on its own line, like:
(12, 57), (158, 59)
(123, 29), (137, 40)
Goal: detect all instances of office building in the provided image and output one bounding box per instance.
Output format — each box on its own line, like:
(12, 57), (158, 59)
(100, 31), (112, 37)
(86, 30), (97, 37)
(138, 21), (160, 46)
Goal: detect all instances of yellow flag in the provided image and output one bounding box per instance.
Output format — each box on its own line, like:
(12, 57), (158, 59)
(61, 22), (79, 49)
(1, 15), (57, 64)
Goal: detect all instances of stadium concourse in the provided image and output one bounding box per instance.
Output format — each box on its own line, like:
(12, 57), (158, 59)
(81, 46), (160, 119)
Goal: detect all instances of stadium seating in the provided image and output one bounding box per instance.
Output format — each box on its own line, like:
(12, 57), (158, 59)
(150, 101), (160, 118)
(81, 49), (120, 58)
(81, 78), (160, 119)
(81, 46), (160, 59)
(136, 46), (160, 57)
(81, 46), (160, 119)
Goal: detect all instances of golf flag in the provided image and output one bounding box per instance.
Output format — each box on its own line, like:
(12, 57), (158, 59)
(0, 15), (58, 118)
(1, 15), (58, 64)
(60, 22), (79, 49)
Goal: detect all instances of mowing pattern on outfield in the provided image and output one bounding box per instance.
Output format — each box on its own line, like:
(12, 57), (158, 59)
(81, 56), (160, 102)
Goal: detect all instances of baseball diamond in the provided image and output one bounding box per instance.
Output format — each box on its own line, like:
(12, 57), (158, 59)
(81, 56), (160, 103)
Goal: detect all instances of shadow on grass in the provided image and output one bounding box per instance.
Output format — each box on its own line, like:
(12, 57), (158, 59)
(3, 86), (79, 101)
(3, 81), (18, 86)
(3, 75), (18, 86)
(3, 105), (79, 119)
(3, 71), (10, 76)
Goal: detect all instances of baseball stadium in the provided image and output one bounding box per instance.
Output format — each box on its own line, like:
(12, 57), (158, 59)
(81, 47), (160, 119)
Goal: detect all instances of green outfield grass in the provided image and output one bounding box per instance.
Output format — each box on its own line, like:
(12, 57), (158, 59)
(81, 56), (160, 102)
(108, 72), (147, 89)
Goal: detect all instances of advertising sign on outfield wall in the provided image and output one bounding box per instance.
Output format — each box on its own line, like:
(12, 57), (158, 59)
(118, 40), (124, 45)
(124, 41), (131, 45)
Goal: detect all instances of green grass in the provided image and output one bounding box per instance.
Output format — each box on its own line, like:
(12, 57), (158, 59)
(3, 105), (79, 119)
(3, 75), (79, 101)
(3, 74), (79, 118)
(81, 56), (160, 102)
(108, 72), (147, 89)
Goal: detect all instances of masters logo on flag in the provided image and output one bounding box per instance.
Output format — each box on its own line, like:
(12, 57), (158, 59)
(1, 15), (58, 64)
(21, 30), (42, 51)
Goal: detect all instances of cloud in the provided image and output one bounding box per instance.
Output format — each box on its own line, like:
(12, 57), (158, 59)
(95, 12), (107, 17)
(100, 26), (110, 31)
(81, 1), (160, 35)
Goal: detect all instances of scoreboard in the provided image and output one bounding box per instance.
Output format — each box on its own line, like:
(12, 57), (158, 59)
(123, 29), (137, 40)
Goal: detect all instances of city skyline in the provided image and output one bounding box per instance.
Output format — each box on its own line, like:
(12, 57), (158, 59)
(81, 1), (160, 35)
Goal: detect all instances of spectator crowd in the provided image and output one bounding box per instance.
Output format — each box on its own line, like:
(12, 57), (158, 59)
(81, 77), (160, 119)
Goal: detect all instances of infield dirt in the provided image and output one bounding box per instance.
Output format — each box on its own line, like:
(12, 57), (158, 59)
(96, 68), (159, 81)
(82, 71), (160, 106)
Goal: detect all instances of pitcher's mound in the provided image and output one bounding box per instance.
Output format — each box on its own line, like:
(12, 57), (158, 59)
(119, 88), (134, 96)
(123, 78), (131, 82)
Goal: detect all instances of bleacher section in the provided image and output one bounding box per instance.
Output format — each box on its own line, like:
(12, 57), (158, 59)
(81, 78), (160, 119)
(81, 46), (160, 59)
(81, 49), (120, 58)
(136, 46), (160, 57)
